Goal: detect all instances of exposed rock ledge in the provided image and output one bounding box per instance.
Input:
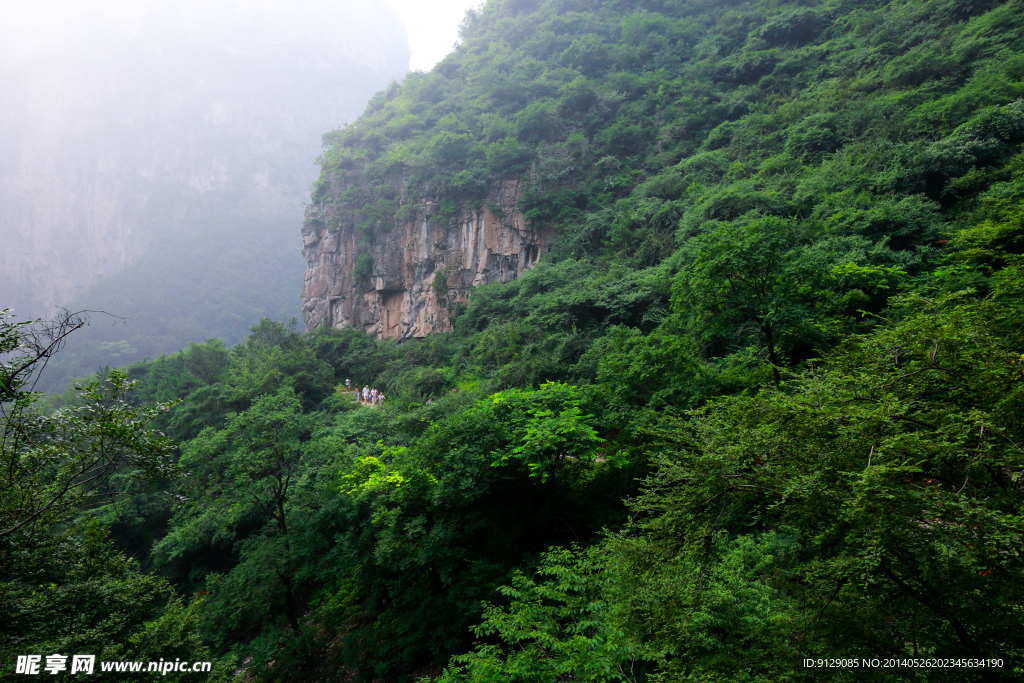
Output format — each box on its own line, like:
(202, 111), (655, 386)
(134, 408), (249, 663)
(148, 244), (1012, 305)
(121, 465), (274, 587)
(301, 179), (551, 340)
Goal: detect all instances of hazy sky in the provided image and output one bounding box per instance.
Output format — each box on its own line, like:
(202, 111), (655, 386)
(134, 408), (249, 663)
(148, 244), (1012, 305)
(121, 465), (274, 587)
(387, 0), (482, 71)
(1, 1), (481, 74)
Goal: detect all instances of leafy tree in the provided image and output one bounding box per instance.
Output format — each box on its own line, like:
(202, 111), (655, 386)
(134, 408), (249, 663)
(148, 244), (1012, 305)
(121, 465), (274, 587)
(154, 389), (318, 642)
(673, 217), (905, 386)
(604, 291), (1024, 680)
(438, 547), (639, 683)
(0, 310), (213, 679)
(1, 310), (176, 549)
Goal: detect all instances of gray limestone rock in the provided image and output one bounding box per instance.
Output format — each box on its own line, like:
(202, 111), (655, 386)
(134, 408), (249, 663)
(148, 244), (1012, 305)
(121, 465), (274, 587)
(301, 178), (552, 340)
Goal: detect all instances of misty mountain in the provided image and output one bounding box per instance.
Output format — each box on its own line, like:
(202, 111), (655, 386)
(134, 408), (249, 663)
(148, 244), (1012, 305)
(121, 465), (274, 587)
(0, 0), (410, 389)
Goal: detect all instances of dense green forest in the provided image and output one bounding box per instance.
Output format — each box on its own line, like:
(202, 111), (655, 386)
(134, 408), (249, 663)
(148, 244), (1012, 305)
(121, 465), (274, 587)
(3, 0), (1024, 681)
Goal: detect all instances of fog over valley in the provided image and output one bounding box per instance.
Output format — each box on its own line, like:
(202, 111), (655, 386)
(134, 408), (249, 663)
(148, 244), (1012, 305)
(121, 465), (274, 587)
(0, 0), (410, 388)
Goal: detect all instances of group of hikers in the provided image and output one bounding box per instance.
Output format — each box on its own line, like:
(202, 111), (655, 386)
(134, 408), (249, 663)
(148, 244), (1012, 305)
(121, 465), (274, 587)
(345, 378), (385, 406)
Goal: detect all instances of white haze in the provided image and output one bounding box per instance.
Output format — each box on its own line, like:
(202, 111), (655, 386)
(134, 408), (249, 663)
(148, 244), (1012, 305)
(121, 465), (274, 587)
(0, 0), (408, 71)
(0, 0), (411, 315)
(385, 0), (484, 71)
(0, 0), (412, 389)
(0, 0), (486, 72)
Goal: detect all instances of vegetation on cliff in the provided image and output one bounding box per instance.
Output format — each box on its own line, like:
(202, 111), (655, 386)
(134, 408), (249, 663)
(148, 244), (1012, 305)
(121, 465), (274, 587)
(4, 0), (1024, 681)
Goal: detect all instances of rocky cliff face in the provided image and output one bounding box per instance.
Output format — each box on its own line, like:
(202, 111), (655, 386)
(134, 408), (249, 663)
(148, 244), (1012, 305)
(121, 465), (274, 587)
(302, 179), (551, 339)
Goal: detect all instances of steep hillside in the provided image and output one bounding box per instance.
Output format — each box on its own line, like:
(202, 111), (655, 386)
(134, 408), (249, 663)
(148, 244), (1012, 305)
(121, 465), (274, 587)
(306, 0), (1022, 359)
(8, 1), (1023, 682)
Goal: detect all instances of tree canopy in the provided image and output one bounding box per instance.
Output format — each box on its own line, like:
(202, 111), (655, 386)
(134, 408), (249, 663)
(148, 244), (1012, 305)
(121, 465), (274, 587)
(8, 0), (1024, 681)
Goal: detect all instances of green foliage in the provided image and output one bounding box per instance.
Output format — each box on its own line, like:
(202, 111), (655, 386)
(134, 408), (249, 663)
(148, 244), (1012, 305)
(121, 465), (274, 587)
(135, 339), (230, 405)
(438, 547), (637, 683)
(353, 252), (375, 281)
(0, 312), (212, 678)
(433, 281), (1024, 682)
(603, 290), (1024, 679)
(22, 0), (1024, 681)
(483, 381), (603, 481)
(2, 369), (177, 544)
(672, 216), (908, 385)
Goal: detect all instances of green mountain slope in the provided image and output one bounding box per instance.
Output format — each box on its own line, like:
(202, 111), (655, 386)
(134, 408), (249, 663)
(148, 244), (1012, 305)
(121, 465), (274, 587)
(308, 0), (1024, 396)
(7, 1), (1023, 682)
